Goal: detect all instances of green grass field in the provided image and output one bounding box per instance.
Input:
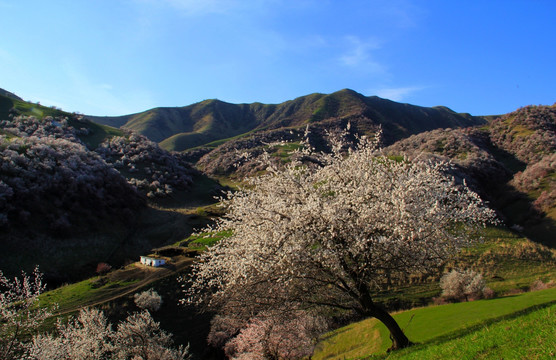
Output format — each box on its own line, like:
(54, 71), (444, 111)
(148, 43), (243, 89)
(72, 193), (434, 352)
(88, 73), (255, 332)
(313, 287), (556, 360)
(39, 276), (140, 314)
(370, 303), (555, 360)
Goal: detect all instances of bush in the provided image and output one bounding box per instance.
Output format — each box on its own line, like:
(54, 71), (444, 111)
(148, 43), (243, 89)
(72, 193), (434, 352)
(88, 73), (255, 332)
(530, 279), (555, 292)
(134, 289), (163, 312)
(440, 269), (492, 302)
(96, 262), (112, 275)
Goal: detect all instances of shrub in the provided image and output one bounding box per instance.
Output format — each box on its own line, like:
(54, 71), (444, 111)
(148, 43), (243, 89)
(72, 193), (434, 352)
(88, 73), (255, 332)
(530, 279), (555, 292)
(95, 262), (112, 275)
(482, 287), (495, 299)
(440, 269), (491, 302)
(134, 289), (163, 312)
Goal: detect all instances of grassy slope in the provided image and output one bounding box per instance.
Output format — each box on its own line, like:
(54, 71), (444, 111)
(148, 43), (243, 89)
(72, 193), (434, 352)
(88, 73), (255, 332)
(38, 257), (194, 315)
(314, 287), (556, 360)
(0, 95), (66, 120)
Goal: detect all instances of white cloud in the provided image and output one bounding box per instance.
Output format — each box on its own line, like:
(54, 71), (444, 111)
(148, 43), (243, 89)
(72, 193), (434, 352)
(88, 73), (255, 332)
(375, 0), (422, 29)
(373, 86), (424, 102)
(338, 36), (385, 74)
(136, 0), (265, 16)
(162, 0), (238, 15)
(135, 0), (281, 17)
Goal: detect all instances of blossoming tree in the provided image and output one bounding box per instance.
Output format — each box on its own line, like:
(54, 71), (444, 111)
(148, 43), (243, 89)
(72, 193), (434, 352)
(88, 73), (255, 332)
(184, 135), (497, 351)
(0, 266), (52, 360)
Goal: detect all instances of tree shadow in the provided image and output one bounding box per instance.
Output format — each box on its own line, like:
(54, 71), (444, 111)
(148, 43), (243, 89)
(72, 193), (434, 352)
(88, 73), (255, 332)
(483, 145), (556, 249)
(418, 300), (556, 347)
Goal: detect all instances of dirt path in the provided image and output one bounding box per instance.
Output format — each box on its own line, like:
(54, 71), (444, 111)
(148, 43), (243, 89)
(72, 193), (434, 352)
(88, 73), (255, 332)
(53, 256), (195, 317)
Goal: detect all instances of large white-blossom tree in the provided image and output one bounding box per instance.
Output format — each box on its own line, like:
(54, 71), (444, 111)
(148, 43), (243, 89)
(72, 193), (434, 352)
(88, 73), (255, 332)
(184, 134), (497, 350)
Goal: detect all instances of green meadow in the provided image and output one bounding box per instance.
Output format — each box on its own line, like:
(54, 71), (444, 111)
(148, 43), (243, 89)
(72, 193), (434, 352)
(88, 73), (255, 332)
(314, 287), (556, 359)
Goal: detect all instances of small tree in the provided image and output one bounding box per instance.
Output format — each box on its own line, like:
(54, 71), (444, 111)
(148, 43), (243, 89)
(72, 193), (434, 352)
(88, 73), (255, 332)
(134, 289), (163, 312)
(30, 308), (190, 360)
(0, 266), (52, 359)
(440, 269), (487, 301)
(184, 136), (497, 351)
(30, 308), (112, 359)
(112, 310), (190, 360)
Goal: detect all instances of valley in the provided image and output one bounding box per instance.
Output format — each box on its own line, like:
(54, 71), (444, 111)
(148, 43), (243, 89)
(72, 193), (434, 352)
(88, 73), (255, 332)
(1, 88), (555, 359)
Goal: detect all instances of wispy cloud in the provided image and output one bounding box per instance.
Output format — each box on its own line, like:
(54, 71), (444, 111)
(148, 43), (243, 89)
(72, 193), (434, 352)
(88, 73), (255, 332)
(376, 0), (422, 29)
(137, 0), (272, 16)
(373, 86), (424, 102)
(337, 36), (386, 77)
(161, 0), (238, 15)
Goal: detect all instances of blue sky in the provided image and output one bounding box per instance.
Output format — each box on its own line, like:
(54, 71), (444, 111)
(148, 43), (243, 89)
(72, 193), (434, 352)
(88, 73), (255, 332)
(1, 0), (555, 116)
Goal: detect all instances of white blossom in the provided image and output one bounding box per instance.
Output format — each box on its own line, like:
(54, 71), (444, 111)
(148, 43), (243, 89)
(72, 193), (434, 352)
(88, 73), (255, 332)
(134, 289), (163, 312)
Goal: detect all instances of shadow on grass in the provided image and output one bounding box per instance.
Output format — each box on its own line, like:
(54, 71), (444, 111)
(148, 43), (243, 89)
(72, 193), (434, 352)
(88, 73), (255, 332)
(366, 300), (556, 359)
(426, 300), (556, 344)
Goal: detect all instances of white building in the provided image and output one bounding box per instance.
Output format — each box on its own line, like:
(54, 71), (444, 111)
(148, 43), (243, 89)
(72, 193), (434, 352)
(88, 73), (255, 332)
(140, 256), (166, 267)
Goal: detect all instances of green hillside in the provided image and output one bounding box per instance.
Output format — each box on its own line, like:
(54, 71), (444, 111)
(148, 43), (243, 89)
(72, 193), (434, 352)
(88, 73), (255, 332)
(0, 93), (126, 149)
(0, 93), (67, 120)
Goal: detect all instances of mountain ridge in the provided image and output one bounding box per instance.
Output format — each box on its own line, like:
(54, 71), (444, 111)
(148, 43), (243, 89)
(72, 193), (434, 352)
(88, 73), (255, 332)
(86, 89), (486, 152)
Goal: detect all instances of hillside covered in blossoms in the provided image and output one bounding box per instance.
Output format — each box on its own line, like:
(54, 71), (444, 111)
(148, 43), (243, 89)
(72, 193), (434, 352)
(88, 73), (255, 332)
(0, 111), (215, 283)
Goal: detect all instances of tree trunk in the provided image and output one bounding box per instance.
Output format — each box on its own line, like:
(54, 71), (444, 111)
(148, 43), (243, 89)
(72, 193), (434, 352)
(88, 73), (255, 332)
(366, 304), (412, 351)
(356, 282), (412, 351)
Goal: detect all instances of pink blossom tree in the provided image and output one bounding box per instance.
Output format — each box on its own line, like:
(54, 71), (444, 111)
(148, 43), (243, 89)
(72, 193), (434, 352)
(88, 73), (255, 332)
(184, 135), (497, 351)
(223, 311), (327, 360)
